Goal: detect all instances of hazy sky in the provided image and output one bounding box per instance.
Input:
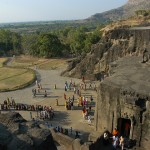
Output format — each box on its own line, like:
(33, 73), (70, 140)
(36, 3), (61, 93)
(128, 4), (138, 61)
(0, 0), (128, 23)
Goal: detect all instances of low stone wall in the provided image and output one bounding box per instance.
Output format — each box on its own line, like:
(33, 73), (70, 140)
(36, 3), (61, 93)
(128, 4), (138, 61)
(50, 129), (89, 150)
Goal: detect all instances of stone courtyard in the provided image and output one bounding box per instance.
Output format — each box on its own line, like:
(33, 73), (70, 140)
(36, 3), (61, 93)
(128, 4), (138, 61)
(0, 61), (98, 144)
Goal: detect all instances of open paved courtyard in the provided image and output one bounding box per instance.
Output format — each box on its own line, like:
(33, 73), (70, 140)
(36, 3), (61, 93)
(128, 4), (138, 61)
(0, 60), (98, 141)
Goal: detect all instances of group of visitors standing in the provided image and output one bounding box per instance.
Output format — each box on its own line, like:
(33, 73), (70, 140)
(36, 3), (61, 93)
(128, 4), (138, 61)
(63, 77), (96, 126)
(111, 128), (125, 150)
(32, 80), (47, 97)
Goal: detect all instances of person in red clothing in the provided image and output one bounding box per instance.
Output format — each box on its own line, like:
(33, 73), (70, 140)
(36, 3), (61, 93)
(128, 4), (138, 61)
(64, 93), (66, 100)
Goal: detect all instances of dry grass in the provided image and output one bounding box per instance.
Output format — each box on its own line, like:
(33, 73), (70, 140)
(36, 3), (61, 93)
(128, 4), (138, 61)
(11, 55), (46, 67)
(0, 67), (35, 90)
(0, 56), (68, 90)
(11, 55), (68, 70)
(0, 58), (8, 67)
(37, 59), (68, 70)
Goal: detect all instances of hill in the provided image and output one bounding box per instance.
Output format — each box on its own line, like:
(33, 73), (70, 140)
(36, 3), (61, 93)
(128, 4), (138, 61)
(85, 0), (150, 23)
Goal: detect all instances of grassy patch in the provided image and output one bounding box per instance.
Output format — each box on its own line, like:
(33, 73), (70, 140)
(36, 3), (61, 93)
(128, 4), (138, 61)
(0, 67), (35, 91)
(37, 59), (68, 70)
(11, 55), (46, 67)
(11, 55), (68, 70)
(0, 58), (8, 67)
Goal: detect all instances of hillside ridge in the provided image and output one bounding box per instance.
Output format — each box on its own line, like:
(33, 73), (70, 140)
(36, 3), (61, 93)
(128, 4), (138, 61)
(85, 0), (150, 23)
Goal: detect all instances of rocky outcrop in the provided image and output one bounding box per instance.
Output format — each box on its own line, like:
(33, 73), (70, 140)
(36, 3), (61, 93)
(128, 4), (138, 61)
(50, 128), (89, 150)
(89, 131), (114, 150)
(64, 27), (150, 80)
(0, 112), (57, 150)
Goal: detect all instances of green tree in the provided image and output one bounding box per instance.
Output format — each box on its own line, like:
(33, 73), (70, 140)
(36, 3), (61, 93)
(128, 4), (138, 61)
(30, 33), (64, 57)
(0, 29), (22, 56)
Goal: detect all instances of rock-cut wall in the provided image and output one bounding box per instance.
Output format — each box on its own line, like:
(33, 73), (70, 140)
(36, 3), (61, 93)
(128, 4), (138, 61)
(64, 27), (150, 80)
(95, 81), (150, 150)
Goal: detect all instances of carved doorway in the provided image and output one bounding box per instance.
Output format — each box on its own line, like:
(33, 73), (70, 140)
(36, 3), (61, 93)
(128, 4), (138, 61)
(117, 118), (131, 138)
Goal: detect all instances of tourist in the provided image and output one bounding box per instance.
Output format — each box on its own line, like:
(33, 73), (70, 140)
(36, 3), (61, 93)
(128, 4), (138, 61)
(112, 128), (119, 136)
(65, 101), (68, 110)
(44, 90), (47, 97)
(11, 98), (16, 107)
(39, 83), (42, 89)
(112, 135), (119, 149)
(56, 99), (58, 106)
(34, 89), (37, 96)
(35, 80), (38, 85)
(71, 101), (74, 110)
(73, 81), (76, 87)
(64, 93), (66, 100)
(58, 126), (60, 132)
(65, 81), (68, 89)
(77, 89), (80, 95)
(90, 95), (93, 102)
(75, 131), (79, 138)
(89, 105), (92, 112)
(73, 87), (76, 94)
(65, 85), (67, 91)
(61, 127), (64, 133)
(30, 112), (32, 119)
(70, 127), (72, 135)
(54, 84), (56, 89)
(65, 129), (68, 135)
(55, 126), (58, 132)
(88, 115), (92, 125)
(89, 82), (92, 89)
(119, 136), (124, 150)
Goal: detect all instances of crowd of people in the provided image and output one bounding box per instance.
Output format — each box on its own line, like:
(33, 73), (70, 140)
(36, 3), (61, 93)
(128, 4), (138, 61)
(63, 77), (96, 126)
(1, 97), (54, 118)
(32, 80), (48, 97)
(110, 128), (136, 150)
(44, 123), (81, 139)
(0, 76), (96, 140)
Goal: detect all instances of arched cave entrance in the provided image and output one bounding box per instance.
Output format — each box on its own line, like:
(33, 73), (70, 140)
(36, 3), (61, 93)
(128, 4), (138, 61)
(117, 118), (131, 138)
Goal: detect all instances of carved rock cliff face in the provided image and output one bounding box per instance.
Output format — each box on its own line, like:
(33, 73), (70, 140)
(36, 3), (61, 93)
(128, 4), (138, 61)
(64, 27), (150, 80)
(94, 55), (150, 150)
(95, 82), (150, 150)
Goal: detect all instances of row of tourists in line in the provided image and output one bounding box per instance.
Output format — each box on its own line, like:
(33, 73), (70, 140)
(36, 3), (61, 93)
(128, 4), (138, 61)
(1, 98), (54, 112)
(30, 109), (54, 120)
(44, 123), (81, 139)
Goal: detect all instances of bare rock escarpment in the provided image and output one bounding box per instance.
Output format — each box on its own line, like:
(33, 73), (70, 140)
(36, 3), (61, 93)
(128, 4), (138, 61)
(63, 27), (150, 80)
(0, 112), (57, 150)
